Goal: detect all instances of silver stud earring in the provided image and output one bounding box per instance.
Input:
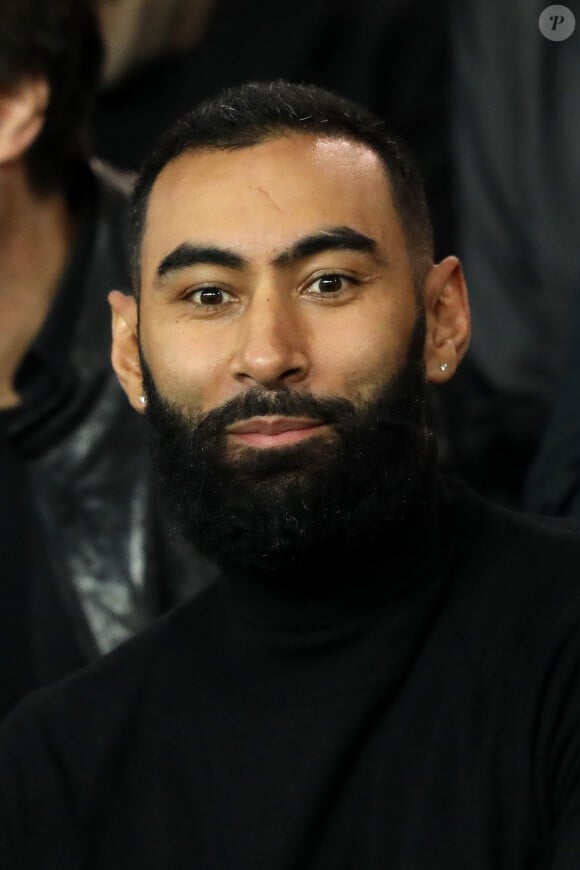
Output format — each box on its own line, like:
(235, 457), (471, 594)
(139, 394), (147, 406)
(439, 362), (449, 373)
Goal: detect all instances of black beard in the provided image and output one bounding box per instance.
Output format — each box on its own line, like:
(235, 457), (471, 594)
(141, 317), (437, 572)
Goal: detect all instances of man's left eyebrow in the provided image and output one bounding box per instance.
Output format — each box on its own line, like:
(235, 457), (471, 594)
(273, 226), (385, 267)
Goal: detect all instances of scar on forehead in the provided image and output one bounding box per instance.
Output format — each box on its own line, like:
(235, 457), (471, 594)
(257, 186), (283, 214)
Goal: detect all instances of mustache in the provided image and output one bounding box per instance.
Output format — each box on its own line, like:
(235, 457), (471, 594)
(178, 384), (426, 440)
(195, 387), (355, 434)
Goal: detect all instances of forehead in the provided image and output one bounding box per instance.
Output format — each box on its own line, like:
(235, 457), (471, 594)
(141, 134), (405, 274)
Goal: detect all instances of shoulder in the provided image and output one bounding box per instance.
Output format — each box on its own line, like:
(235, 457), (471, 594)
(0, 582), (223, 783)
(446, 476), (580, 579)
(442, 477), (580, 669)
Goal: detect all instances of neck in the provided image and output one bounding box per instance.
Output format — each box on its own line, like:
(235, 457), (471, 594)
(220, 471), (443, 634)
(0, 162), (75, 409)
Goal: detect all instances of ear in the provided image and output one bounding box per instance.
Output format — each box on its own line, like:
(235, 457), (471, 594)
(108, 290), (145, 413)
(0, 78), (50, 164)
(423, 256), (471, 384)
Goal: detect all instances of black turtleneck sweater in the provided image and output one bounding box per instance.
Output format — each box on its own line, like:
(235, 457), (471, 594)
(2, 478), (580, 868)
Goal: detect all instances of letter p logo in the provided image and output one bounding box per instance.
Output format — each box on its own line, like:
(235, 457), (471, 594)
(539, 5), (576, 40)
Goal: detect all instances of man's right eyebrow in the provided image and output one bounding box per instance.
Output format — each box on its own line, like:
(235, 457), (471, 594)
(154, 243), (246, 285)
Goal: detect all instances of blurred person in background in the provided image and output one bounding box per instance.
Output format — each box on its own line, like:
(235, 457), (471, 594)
(93, 0), (454, 261)
(447, 0), (580, 507)
(97, 0), (216, 87)
(0, 0), (213, 720)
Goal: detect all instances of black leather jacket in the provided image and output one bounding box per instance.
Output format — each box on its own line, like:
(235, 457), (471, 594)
(2, 161), (215, 685)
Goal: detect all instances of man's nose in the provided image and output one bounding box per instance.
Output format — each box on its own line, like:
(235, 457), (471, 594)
(229, 289), (310, 389)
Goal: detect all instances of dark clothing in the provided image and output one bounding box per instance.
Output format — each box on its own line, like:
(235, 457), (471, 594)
(0, 171), (100, 712)
(0, 161), (215, 720)
(525, 297), (580, 519)
(94, 0), (453, 258)
(2, 479), (580, 868)
(0, 439), (35, 713)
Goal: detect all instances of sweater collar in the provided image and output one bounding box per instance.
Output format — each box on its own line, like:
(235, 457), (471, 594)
(218, 469), (447, 636)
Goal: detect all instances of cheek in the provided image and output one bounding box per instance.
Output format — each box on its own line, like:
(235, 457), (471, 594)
(140, 316), (228, 412)
(313, 302), (415, 395)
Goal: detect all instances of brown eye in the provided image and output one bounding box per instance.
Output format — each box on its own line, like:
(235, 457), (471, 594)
(316, 275), (343, 293)
(308, 274), (352, 295)
(306, 273), (363, 300)
(191, 287), (230, 306)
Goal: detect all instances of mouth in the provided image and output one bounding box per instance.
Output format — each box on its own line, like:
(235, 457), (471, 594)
(226, 416), (328, 448)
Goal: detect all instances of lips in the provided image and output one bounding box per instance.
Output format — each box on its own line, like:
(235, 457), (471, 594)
(227, 416), (322, 436)
(226, 416), (326, 447)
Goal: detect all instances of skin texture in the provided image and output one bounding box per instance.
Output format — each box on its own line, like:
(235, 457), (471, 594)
(110, 133), (470, 436)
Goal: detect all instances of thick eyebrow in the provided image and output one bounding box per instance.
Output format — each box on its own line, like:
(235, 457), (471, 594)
(154, 244), (246, 285)
(273, 225), (384, 267)
(154, 225), (384, 287)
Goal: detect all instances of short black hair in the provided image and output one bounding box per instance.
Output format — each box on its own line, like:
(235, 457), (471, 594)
(0, 0), (103, 193)
(130, 81), (434, 294)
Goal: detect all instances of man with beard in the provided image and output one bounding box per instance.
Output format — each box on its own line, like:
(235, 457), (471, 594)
(2, 82), (580, 868)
